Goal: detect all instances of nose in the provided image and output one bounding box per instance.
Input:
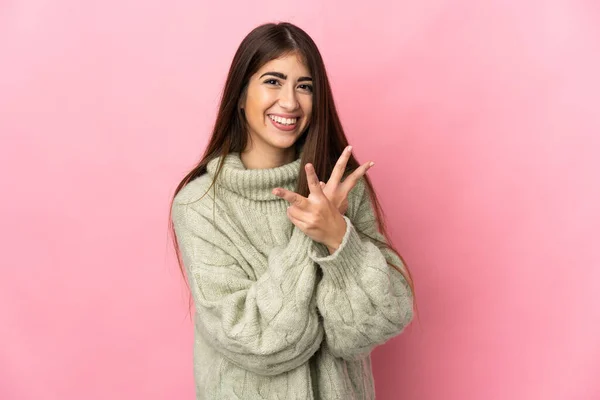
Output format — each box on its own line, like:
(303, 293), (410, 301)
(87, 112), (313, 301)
(278, 85), (299, 110)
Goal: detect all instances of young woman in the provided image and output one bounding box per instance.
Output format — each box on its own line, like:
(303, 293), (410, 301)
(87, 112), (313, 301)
(170, 22), (415, 400)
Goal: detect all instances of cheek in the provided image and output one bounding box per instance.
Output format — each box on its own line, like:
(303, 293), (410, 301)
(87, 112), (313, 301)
(256, 90), (276, 110)
(299, 95), (312, 109)
(245, 87), (271, 115)
(302, 100), (313, 123)
(304, 113), (312, 126)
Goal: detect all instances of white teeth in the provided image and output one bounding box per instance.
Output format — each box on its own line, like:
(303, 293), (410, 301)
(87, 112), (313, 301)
(269, 115), (297, 125)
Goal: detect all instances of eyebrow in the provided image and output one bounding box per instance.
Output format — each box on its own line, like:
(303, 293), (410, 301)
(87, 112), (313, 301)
(259, 71), (313, 82)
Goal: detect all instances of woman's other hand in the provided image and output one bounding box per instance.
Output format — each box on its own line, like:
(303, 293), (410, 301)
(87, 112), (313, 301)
(272, 147), (374, 252)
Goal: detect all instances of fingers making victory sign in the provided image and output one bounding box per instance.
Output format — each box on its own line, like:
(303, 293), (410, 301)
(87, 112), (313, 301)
(319, 145), (375, 215)
(272, 146), (374, 252)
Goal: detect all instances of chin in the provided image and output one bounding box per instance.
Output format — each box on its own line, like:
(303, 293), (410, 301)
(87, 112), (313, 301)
(269, 137), (299, 149)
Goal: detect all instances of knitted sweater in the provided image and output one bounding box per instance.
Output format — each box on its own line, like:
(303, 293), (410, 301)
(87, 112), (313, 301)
(171, 150), (413, 400)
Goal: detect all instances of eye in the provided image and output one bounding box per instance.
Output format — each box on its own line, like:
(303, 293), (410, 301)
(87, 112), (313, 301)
(298, 84), (314, 93)
(264, 79), (280, 86)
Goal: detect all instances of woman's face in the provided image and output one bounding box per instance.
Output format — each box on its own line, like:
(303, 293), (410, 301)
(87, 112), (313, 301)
(242, 52), (313, 154)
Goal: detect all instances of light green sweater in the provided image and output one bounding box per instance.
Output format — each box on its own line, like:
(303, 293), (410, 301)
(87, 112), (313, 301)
(171, 149), (413, 399)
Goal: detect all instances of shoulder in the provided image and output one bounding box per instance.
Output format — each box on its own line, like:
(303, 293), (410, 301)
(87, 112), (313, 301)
(346, 175), (381, 237)
(172, 173), (216, 220)
(171, 173), (231, 249)
(348, 176), (369, 205)
(171, 174), (240, 264)
(346, 176), (370, 218)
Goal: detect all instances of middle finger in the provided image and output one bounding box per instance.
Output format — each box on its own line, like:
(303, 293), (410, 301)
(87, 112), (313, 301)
(341, 161), (374, 193)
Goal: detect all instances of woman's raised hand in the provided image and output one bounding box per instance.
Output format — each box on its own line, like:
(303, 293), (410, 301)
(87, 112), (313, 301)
(272, 146), (374, 252)
(319, 146), (374, 215)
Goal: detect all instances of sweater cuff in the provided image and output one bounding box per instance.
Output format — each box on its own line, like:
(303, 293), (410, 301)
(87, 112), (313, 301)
(308, 216), (366, 287)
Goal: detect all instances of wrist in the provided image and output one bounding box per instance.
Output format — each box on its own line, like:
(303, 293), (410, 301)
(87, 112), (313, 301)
(326, 244), (338, 255)
(325, 216), (347, 254)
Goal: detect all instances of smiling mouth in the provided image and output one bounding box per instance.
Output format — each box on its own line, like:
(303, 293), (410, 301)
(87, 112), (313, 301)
(268, 114), (298, 125)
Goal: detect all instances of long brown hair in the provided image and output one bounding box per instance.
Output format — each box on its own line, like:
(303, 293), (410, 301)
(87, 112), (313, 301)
(169, 22), (417, 319)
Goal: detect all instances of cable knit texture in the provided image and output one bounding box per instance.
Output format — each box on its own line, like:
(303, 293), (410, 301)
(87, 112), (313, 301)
(171, 148), (413, 400)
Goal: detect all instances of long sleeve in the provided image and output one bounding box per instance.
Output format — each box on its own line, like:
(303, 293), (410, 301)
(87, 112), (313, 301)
(171, 201), (323, 376)
(308, 179), (414, 361)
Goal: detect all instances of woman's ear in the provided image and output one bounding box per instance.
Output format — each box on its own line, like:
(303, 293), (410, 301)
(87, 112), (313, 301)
(238, 84), (248, 112)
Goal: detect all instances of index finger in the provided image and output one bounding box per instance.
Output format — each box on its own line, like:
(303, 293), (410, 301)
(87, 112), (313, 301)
(329, 145), (353, 185)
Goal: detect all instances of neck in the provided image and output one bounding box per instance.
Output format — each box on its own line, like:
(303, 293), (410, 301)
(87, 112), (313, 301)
(204, 141), (306, 209)
(240, 144), (297, 170)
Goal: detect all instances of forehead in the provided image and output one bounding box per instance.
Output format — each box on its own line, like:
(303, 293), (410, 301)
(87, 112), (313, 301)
(256, 53), (311, 76)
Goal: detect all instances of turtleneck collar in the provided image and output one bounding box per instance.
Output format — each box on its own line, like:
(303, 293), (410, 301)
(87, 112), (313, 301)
(206, 145), (304, 202)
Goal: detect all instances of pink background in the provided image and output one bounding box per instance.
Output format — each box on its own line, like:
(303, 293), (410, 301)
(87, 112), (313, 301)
(1, 1), (599, 399)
